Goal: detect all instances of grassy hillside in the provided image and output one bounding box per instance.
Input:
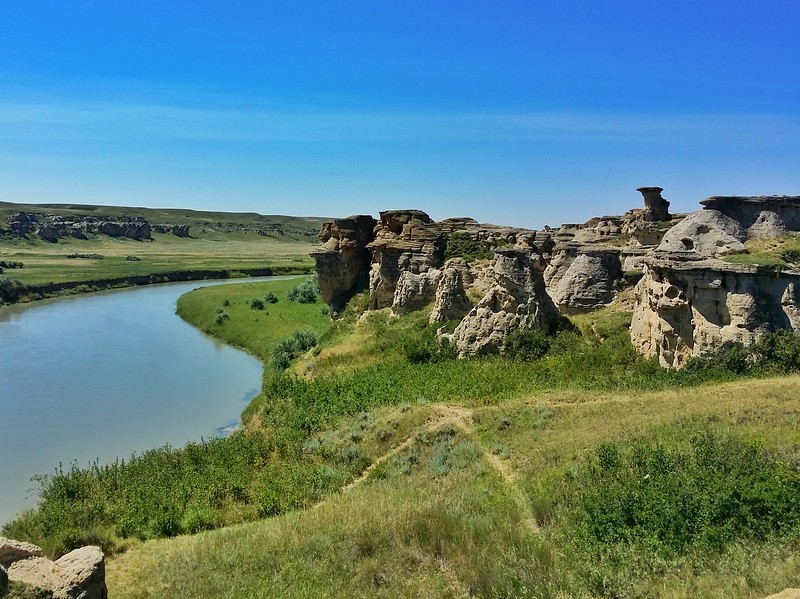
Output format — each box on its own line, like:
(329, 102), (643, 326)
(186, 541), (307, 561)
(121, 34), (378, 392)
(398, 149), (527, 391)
(7, 279), (800, 597)
(0, 201), (323, 291)
(105, 377), (800, 598)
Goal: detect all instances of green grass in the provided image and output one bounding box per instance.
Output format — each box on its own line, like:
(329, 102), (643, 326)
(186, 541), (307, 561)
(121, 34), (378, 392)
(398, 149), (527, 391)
(724, 234), (800, 269)
(0, 232), (315, 287)
(104, 377), (800, 598)
(8, 285), (800, 597)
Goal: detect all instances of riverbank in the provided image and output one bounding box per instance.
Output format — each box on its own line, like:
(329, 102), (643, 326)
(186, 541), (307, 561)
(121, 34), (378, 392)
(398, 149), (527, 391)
(8, 280), (800, 597)
(0, 277), (268, 528)
(0, 265), (314, 306)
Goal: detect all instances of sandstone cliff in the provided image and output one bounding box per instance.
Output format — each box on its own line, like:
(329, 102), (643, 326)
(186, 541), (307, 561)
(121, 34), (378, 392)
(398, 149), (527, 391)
(311, 209), (556, 354)
(631, 196), (800, 367)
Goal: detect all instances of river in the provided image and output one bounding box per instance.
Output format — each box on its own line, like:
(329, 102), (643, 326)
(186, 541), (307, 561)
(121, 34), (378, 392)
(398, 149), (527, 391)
(0, 278), (276, 527)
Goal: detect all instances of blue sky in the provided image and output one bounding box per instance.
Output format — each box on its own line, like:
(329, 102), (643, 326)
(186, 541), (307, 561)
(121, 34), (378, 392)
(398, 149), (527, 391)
(1, 1), (798, 228)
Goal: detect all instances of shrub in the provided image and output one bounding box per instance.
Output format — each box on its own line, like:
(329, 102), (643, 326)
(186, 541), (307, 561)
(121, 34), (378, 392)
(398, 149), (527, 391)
(270, 328), (319, 370)
(682, 330), (800, 377)
(444, 232), (493, 263)
(781, 249), (800, 265)
(214, 309), (230, 325)
(403, 326), (456, 364)
(264, 291), (279, 304)
(287, 278), (320, 304)
(250, 298), (265, 310)
(566, 428), (800, 556)
(503, 328), (550, 361)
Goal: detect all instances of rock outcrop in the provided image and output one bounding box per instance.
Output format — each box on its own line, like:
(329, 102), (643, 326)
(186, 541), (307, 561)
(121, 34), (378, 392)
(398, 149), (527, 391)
(367, 210), (447, 310)
(631, 260), (800, 367)
(429, 258), (474, 323)
(631, 195), (800, 367)
(152, 223), (191, 237)
(549, 250), (622, 313)
(542, 187), (683, 313)
(0, 538), (107, 599)
(310, 215), (377, 316)
(447, 248), (560, 356)
(637, 186), (671, 221)
(3, 213), (153, 242)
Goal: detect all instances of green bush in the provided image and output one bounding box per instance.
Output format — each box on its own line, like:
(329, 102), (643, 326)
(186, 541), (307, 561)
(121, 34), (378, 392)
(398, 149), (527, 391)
(264, 291), (279, 304)
(682, 330), (800, 377)
(503, 328), (550, 361)
(270, 328), (319, 371)
(250, 298), (265, 310)
(402, 325), (456, 364)
(780, 249), (800, 264)
(566, 427), (800, 556)
(444, 232), (493, 263)
(214, 309), (230, 325)
(287, 278), (320, 304)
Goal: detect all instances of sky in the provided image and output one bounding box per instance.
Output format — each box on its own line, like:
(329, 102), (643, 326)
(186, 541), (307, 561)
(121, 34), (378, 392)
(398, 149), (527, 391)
(1, 1), (798, 229)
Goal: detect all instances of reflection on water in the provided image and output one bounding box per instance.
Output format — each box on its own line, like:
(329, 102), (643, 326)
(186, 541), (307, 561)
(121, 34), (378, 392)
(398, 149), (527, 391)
(0, 278), (277, 526)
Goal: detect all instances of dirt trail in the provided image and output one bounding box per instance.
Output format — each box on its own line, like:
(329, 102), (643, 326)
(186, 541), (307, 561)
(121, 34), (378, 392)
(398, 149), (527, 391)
(344, 403), (539, 533)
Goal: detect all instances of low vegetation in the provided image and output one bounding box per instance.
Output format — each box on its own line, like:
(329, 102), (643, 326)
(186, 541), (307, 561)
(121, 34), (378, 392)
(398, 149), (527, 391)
(6, 277), (800, 597)
(444, 232), (493, 263)
(724, 233), (800, 269)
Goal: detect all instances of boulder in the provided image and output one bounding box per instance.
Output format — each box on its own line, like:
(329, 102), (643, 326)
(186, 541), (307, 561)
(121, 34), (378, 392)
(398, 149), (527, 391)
(550, 250), (622, 312)
(655, 209), (747, 259)
(0, 537), (44, 568)
(448, 247), (560, 356)
(6, 546), (107, 599)
(392, 269), (441, 314)
(766, 590), (800, 599)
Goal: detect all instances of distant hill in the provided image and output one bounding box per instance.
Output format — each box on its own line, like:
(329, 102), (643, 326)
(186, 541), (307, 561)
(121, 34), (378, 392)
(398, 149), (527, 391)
(0, 201), (328, 242)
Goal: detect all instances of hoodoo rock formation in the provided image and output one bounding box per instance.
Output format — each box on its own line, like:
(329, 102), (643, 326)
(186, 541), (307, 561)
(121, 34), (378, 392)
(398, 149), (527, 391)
(367, 210), (447, 311)
(544, 186), (681, 312)
(447, 247), (560, 356)
(311, 215), (377, 316)
(631, 196), (800, 367)
(312, 190), (799, 367)
(311, 209), (557, 352)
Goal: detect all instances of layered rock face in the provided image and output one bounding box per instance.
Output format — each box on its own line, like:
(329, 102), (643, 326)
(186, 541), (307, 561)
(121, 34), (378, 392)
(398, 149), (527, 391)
(631, 260), (800, 368)
(0, 537), (107, 599)
(631, 195), (800, 367)
(310, 215), (377, 316)
(368, 210), (446, 310)
(447, 248), (560, 356)
(4, 212), (153, 241)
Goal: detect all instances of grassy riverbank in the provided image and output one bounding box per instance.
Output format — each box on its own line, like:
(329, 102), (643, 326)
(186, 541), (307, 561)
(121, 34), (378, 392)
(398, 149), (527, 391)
(6, 278), (800, 597)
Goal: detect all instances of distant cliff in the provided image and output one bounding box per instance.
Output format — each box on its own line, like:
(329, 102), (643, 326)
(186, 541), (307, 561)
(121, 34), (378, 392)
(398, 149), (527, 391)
(311, 190), (800, 367)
